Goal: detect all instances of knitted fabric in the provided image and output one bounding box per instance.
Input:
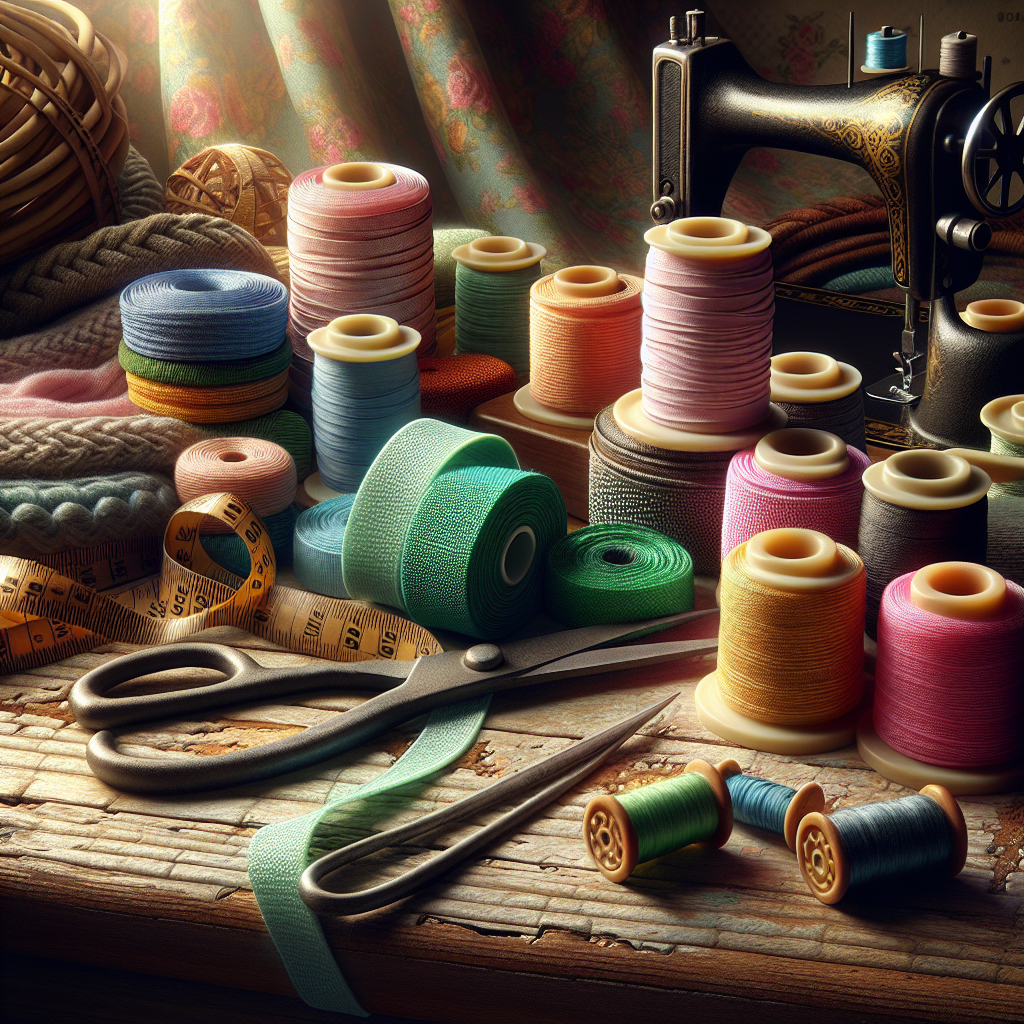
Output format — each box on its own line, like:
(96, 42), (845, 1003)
(117, 146), (166, 225)
(0, 357), (139, 418)
(0, 212), (280, 338)
(0, 472), (178, 556)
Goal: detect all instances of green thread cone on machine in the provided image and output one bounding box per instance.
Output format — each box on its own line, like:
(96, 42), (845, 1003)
(544, 523), (694, 627)
(401, 465), (567, 640)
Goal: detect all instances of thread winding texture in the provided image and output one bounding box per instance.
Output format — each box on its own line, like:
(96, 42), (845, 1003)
(287, 164), (435, 356)
(830, 795), (953, 889)
(589, 405), (735, 575)
(417, 354), (517, 423)
(293, 495), (356, 599)
(118, 338), (291, 387)
(858, 492), (987, 638)
(126, 370), (290, 423)
(721, 445), (869, 558)
(717, 540), (866, 726)
(726, 774), (795, 835)
(641, 246), (774, 432)
(618, 773), (720, 864)
(774, 390), (866, 453)
(0, 472), (178, 555)
(529, 272), (643, 416)
(120, 269), (288, 361)
(874, 571), (1024, 768)
(544, 523), (694, 627)
(455, 262), (542, 383)
(988, 433), (1024, 586)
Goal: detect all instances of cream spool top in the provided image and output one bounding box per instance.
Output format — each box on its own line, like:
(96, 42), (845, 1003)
(644, 215), (772, 261)
(981, 394), (1024, 445)
(306, 313), (420, 363)
(550, 264), (623, 298)
(742, 528), (860, 592)
(910, 561), (1007, 621)
(770, 351), (862, 404)
(322, 161), (396, 190)
(451, 234), (546, 272)
(961, 299), (1024, 333)
(754, 428), (850, 481)
(861, 449), (990, 510)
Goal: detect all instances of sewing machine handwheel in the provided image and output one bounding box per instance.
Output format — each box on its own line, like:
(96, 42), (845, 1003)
(962, 82), (1024, 217)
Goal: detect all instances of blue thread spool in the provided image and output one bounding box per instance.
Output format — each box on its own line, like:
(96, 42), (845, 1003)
(863, 26), (908, 72)
(306, 314), (421, 495)
(796, 784), (967, 903)
(721, 761), (825, 850)
(584, 759), (733, 882)
(293, 494), (356, 598)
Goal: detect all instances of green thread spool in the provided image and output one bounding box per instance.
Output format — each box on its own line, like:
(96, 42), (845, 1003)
(720, 762), (825, 850)
(119, 337), (292, 387)
(797, 784), (967, 904)
(584, 759), (733, 883)
(544, 522), (694, 627)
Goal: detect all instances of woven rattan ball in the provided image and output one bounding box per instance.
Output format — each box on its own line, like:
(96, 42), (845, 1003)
(165, 145), (292, 245)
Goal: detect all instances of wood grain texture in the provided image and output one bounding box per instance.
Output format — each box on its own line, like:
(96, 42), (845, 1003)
(1, 603), (1021, 1024)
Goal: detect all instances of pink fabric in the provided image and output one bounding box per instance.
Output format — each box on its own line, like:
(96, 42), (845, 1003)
(641, 246), (775, 433)
(287, 163), (436, 356)
(874, 571), (1024, 768)
(721, 444), (870, 558)
(0, 357), (141, 418)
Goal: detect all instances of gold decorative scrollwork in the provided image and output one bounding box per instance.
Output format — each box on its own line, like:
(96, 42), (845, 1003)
(586, 809), (624, 871)
(801, 827), (837, 894)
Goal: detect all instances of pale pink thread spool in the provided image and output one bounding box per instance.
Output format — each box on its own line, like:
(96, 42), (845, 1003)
(641, 217), (774, 434)
(721, 428), (870, 559)
(873, 563), (1024, 771)
(287, 162), (435, 358)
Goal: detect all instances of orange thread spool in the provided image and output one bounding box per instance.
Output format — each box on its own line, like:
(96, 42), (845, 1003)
(125, 370), (289, 423)
(527, 266), (643, 418)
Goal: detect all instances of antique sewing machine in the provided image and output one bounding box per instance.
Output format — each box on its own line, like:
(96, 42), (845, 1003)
(650, 11), (1024, 448)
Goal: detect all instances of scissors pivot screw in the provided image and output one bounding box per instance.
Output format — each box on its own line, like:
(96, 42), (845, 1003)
(463, 644), (504, 672)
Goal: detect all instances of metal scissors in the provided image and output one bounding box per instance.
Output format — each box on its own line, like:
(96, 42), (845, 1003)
(70, 609), (718, 794)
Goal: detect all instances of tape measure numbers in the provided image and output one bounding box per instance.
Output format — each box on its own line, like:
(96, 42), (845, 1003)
(0, 492), (440, 674)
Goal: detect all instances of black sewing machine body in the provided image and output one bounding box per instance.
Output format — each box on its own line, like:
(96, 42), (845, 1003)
(651, 27), (1024, 448)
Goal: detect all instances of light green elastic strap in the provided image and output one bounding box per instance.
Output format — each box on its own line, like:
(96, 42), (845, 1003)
(248, 695), (490, 1015)
(402, 465), (566, 639)
(544, 522), (694, 627)
(342, 419), (519, 610)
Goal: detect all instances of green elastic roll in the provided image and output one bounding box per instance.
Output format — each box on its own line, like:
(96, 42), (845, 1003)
(195, 410), (312, 479)
(402, 465), (567, 639)
(118, 337), (291, 387)
(342, 418), (519, 610)
(433, 227), (488, 309)
(200, 505), (298, 576)
(544, 523), (694, 627)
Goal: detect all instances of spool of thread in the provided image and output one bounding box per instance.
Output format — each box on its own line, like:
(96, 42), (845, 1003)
(120, 270), (288, 362)
(796, 785), (967, 904)
(287, 162), (435, 356)
(863, 26), (908, 72)
(200, 505), (298, 576)
(721, 428), (869, 559)
(196, 410), (312, 480)
(125, 370), (290, 424)
(858, 450), (989, 638)
(544, 523), (694, 627)
(292, 495), (356, 599)
(452, 236), (546, 384)
(770, 351), (865, 452)
(720, 762), (825, 851)
(939, 31), (978, 78)
(517, 266), (643, 427)
(435, 228), (488, 310)
(400, 465), (567, 640)
(696, 529), (867, 755)
(174, 438), (297, 528)
(584, 760), (734, 883)
(868, 563), (1024, 780)
(641, 217), (774, 434)
(306, 314), (421, 494)
(118, 338), (292, 388)
(981, 394), (1024, 586)
(418, 354), (518, 424)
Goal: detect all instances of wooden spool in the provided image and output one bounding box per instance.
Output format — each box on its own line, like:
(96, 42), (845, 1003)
(0, 0), (129, 266)
(165, 144), (292, 246)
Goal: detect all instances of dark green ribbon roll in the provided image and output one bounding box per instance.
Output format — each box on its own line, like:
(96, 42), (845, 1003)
(119, 337), (291, 387)
(544, 522), (694, 627)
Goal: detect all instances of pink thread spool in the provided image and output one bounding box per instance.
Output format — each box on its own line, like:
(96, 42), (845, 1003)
(640, 217), (774, 434)
(858, 562), (1024, 794)
(286, 162), (435, 358)
(721, 428), (870, 559)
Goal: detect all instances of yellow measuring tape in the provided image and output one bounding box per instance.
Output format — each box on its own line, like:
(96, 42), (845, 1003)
(0, 492), (441, 673)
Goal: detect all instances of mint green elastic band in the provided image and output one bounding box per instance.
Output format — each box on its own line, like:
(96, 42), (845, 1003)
(248, 695), (490, 1015)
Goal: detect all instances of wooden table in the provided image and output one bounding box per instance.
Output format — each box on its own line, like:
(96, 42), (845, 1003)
(1, 571), (1021, 1024)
